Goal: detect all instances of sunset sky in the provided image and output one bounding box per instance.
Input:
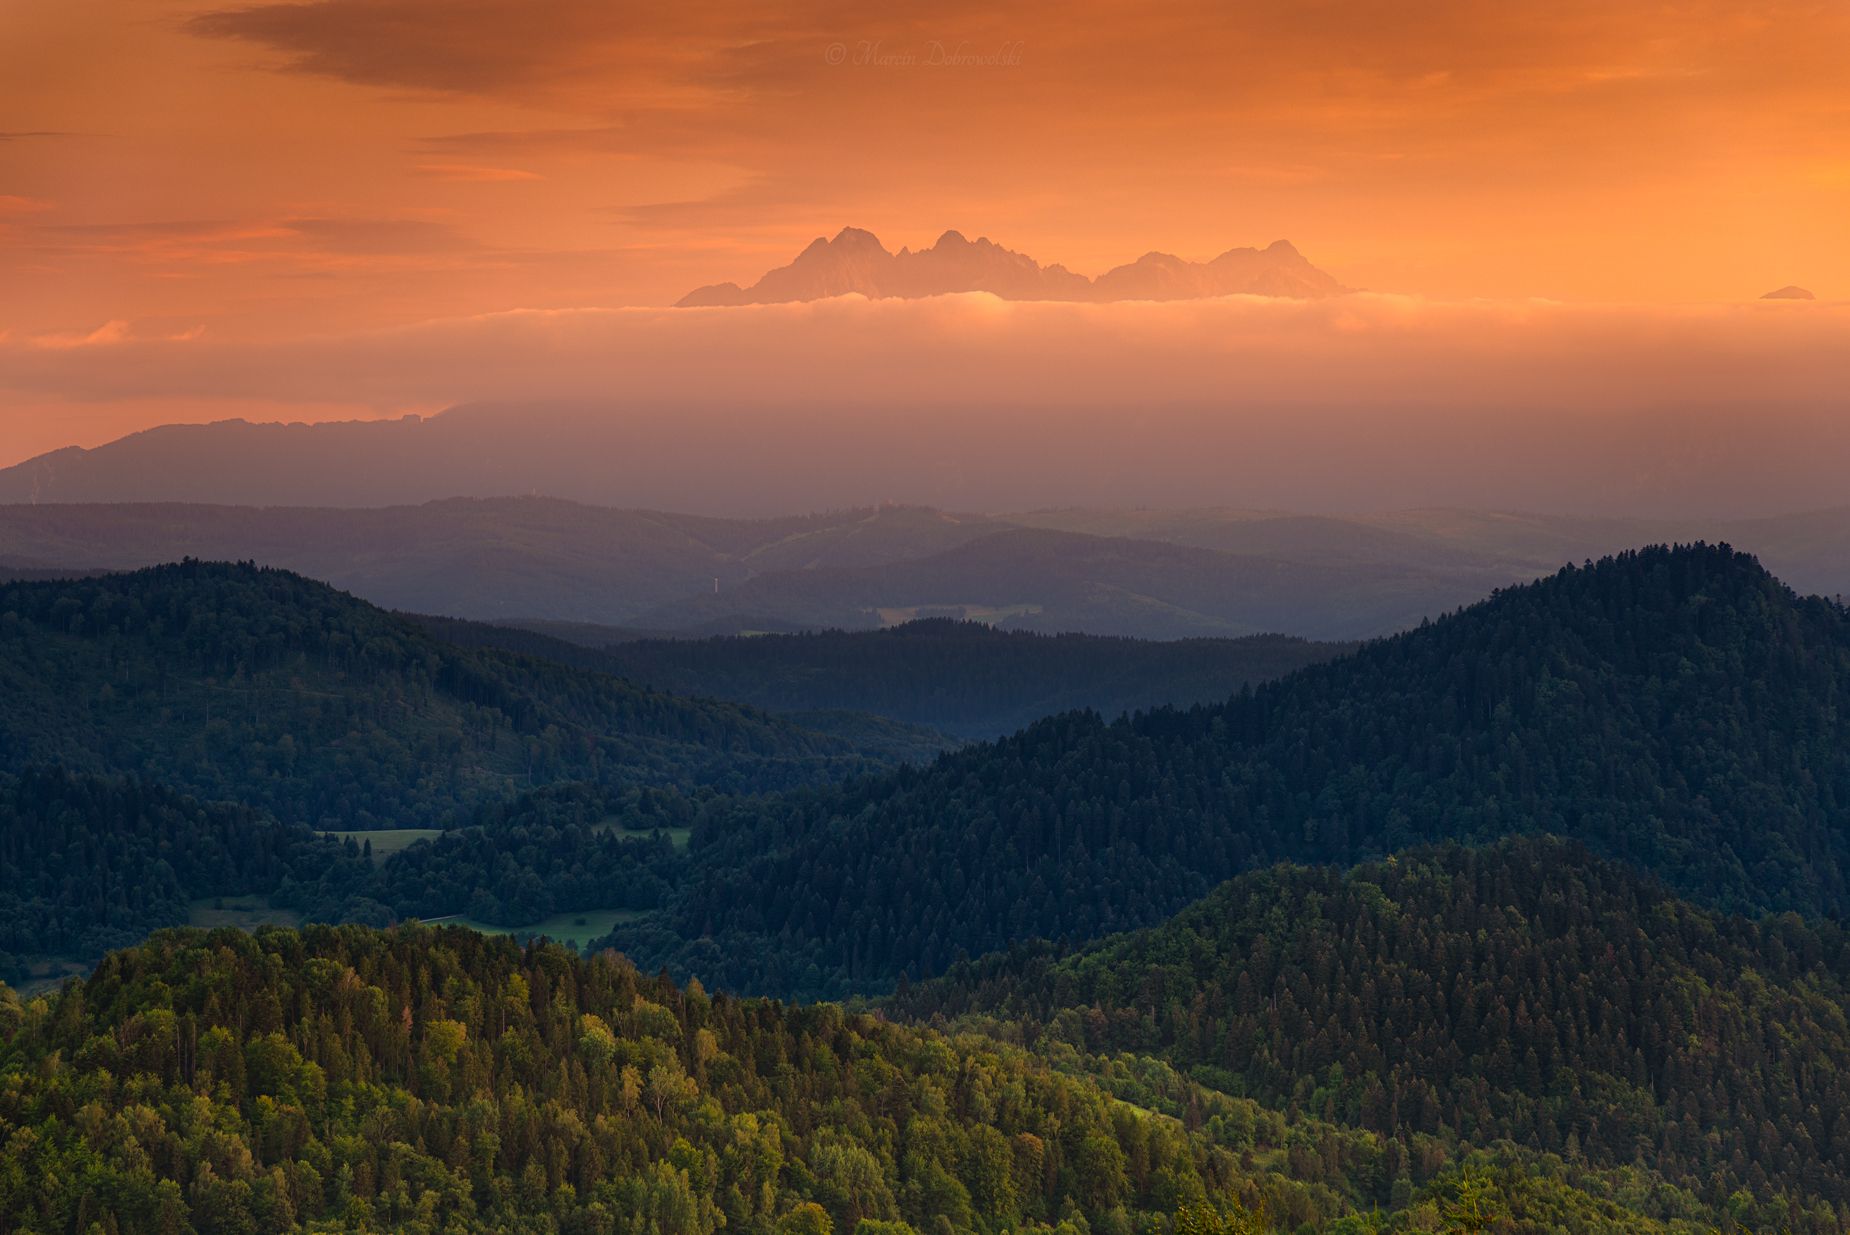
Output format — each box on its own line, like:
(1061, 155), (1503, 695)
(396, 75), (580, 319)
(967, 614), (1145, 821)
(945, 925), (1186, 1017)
(2, 0), (1847, 468)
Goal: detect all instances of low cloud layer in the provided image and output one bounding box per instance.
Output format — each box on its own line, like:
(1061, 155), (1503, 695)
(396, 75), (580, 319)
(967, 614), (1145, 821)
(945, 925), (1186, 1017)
(3, 293), (1847, 516)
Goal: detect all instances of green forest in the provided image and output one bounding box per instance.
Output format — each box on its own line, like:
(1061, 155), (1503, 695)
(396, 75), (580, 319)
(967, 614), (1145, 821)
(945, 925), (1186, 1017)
(0, 924), (1784, 1234)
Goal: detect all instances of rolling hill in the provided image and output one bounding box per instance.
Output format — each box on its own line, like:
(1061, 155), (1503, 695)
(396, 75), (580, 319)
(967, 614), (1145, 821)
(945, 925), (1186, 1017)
(0, 561), (915, 828)
(895, 838), (1850, 1229)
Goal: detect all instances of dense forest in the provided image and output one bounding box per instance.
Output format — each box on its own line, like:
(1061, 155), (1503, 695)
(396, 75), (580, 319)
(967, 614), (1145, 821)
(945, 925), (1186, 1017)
(612, 545), (1850, 996)
(0, 769), (363, 971)
(0, 924), (1762, 1235)
(0, 562), (921, 829)
(0, 772), (719, 984)
(895, 839), (1850, 1230)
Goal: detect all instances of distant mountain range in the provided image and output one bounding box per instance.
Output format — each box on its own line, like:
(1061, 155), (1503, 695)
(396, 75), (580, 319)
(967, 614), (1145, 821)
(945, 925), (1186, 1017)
(5, 498), (1850, 641)
(6, 397), (1849, 517)
(678, 226), (1348, 305)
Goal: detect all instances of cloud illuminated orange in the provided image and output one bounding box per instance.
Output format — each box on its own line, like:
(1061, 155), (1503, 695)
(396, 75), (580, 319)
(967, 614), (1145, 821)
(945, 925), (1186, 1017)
(0, 0), (1846, 466)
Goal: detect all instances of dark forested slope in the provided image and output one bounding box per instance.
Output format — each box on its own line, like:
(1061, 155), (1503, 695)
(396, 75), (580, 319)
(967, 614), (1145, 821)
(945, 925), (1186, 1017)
(621, 545), (1850, 995)
(897, 839), (1850, 1226)
(419, 616), (1345, 739)
(0, 768), (366, 970)
(0, 562), (907, 828)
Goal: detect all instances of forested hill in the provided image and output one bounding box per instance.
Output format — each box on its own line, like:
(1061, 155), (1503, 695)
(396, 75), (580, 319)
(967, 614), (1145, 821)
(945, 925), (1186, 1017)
(896, 839), (1850, 1229)
(0, 561), (908, 828)
(0, 923), (1762, 1234)
(421, 616), (1346, 738)
(621, 544), (1850, 996)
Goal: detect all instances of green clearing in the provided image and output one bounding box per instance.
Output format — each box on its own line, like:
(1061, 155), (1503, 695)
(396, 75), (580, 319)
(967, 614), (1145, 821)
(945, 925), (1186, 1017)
(11, 957), (90, 999)
(427, 907), (651, 950)
(326, 827), (444, 862)
(590, 818), (692, 849)
(187, 896), (305, 931)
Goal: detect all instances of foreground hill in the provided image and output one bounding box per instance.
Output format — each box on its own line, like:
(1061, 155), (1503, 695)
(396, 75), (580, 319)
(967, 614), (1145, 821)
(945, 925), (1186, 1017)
(424, 617), (1346, 739)
(897, 839), (1850, 1228)
(0, 924), (1747, 1234)
(0, 561), (904, 827)
(616, 545), (1850, 995)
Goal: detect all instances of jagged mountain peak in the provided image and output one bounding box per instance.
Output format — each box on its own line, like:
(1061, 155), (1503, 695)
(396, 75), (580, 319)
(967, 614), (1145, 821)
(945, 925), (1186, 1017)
(676, 228), (1348, 305)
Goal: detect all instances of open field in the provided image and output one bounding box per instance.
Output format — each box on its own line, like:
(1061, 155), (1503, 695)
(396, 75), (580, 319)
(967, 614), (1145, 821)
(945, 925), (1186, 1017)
(187, 896), (305, 930)
(426, 907), (651, 950)
(327, 828), (444, 862)
(592, 818), (692, 849)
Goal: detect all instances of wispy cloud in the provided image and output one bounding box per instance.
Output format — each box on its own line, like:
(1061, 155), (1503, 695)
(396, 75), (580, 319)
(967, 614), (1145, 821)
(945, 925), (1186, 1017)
(412, 163), (542, 182)
(30, 320), (133, 350)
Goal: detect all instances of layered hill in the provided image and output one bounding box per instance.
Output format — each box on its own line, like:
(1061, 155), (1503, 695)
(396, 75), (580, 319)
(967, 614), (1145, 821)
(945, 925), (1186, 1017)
(0, 561), (910, 828)
(6, 499), (1850, 641)
(551, 621), (1347, 739)
(613, 545), (1850, 995)
(624, 527), (1504, 641)
(896, 839), (1850, 1225)
(678, 227), (1347, 306)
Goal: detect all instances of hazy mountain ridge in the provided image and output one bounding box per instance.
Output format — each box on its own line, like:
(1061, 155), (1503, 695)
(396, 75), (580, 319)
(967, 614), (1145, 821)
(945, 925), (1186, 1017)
(6, 497), (1850, 641)
(678, 227), (1347, 306)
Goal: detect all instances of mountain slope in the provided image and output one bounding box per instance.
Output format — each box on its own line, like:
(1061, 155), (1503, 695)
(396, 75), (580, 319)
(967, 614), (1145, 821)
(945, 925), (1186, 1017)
(615, 545), (1850, 996)
(895, 839), (1850, 1226)
(678, 227), (1346, 305)
(0, 561), (899, 827)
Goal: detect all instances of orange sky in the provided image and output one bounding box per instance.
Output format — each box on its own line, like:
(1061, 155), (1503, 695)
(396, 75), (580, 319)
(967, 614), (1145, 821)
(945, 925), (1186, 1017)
(2, 0), (1848, 464)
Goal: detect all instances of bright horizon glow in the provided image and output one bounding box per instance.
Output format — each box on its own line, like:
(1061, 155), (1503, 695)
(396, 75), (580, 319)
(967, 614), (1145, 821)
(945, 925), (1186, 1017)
(2, 0), (1847, 475)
